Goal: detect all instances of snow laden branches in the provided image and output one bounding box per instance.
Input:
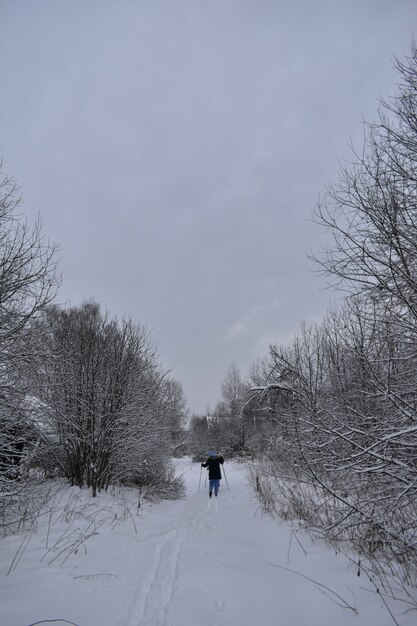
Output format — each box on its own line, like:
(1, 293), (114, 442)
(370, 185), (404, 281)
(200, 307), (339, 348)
(247, 46), (417, 590)
(251, 305), (416, 567)
(0, 165), (59, 530)
(33, 302), (186, 498)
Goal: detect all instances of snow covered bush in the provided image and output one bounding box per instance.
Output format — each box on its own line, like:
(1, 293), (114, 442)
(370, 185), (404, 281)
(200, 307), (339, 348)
(34, 302), (184, 498)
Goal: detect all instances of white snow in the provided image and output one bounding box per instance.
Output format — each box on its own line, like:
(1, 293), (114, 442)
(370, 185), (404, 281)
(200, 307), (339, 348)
(0, 459), (415, 626)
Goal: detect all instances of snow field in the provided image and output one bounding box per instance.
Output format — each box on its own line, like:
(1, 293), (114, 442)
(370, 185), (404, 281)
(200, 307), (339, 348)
(0, 459), (415, 626)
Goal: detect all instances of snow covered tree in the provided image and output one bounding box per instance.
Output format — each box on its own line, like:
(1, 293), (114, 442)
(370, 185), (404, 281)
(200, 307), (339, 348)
(0, 165), (59, 528)
(214, 363), (248, 455)
(35, 302), (178, 497)
(250, 301), (417, 583)
(251, 47), (417, 584)
(310, 46), (417, 573)
(161, 378), (189, 456)
(189, 414), (210, 461)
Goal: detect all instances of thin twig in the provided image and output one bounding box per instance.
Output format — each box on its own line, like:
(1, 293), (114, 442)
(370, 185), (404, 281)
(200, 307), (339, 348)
(73, 572), (121, 580)
(269, 562), (358, 613)
(7, 530), (32, 575)
(287, 528), (308, 563)
(376, 586), (400, 626)
(27, 620), (81, 626)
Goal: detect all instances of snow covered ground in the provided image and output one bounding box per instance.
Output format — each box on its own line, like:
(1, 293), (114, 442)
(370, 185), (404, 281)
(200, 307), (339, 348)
(1, 458), (415, 626)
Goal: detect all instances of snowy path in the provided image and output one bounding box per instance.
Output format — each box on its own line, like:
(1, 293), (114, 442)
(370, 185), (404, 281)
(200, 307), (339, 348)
(1, 459), (414, 626)
(119, 460), (412, 626)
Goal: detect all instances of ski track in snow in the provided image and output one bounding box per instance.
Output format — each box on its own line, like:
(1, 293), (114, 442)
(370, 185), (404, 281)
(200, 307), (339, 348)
(127, 527), (186, 626)
(127, 481), (222, 626)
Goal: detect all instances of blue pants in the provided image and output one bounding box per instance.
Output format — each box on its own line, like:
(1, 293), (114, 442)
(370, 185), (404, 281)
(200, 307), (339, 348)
(209, 479), (220, 495)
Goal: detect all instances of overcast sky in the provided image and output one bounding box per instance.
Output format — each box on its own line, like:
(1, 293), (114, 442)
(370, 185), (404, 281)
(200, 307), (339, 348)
(1, 1), (416, 413)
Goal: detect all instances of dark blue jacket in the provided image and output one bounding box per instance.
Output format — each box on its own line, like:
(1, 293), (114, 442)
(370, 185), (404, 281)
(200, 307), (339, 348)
(202, 455), (224, 479)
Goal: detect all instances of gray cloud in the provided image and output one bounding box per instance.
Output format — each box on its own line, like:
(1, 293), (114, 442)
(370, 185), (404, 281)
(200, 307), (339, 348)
(1, 0), (415, 411)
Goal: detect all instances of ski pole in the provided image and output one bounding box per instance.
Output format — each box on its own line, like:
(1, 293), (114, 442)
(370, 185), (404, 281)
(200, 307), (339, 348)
(223, 464), (230, 490)
(198, 465), (202, 492)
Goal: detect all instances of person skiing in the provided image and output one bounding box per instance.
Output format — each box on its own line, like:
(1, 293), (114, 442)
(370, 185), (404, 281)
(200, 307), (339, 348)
(201, 451), (224, 498)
